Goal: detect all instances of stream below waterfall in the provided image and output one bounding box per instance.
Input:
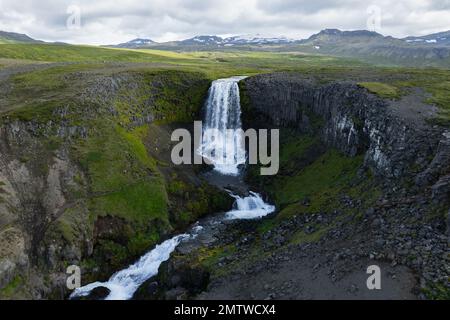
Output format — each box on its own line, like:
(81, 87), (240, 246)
(70, 76), (275, 300)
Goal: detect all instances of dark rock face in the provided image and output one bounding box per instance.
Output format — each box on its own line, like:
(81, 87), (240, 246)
(0, 69), (223, 299)
(431, 174), (450, 204)
(416, 132), (450, 192)
(232, 73), (449, 299)
(84, 286), (111, 300)
(159, 259), (210, 298)
(71, 286), (110, 300)
(133, 259), (210, 300)
(241, 73), (447, 184)
(132, 280), (161, 300)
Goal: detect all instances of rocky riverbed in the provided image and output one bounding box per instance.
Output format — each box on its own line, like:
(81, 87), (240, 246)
(135, 73), (449, 300)
(0, 68), (448, 300)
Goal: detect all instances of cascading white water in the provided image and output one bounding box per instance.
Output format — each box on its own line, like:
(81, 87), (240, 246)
(70, 234), (189, 300)
(70, 76), (275, 300)
(198, 76), (275, 219)
(226, 192), (275, 220)
(198, 76), (247, 176)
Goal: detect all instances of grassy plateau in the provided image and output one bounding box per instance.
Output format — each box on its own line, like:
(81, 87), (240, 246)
(0, 41), (448, 299)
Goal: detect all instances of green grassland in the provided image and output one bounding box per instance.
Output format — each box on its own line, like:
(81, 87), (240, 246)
(358, 82), (400, 99)
(247, 130), (379, 223)
(0, 47), (228, 280)
(0, 42), (448, 295)
(0, 42), (448, 245)
(1, 43), (448, 123)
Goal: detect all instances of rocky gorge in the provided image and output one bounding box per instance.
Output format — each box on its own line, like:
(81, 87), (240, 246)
(141, 73), (449, 300)
(0, 67), (448, 300)
(0, 66), (232, 299)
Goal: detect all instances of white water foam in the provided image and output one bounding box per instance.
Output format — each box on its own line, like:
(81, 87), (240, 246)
(70, 76), (276, 300)
(226, 192), (276, 220)
(70, 234), (189, 300)
(198, 76), (247, 176)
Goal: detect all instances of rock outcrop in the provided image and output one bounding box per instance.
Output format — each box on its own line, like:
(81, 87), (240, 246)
(0, 69), (229, 299)
(241, 73), (448, 188)
(235, 73), (449, 299)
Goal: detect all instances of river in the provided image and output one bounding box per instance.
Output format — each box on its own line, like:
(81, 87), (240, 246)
(70, 76), (275, 300)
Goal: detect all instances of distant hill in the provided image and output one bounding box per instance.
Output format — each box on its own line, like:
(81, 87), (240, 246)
(2, 28), (449, 67)
(403, 30), (450, 46)
(224, 34), (295, 45)
(0, 31), (42, 44)
(295, 29), (450, 67)
(109, 34), (297, 49)
(302, 29), (385, 43)
(114, 38), (155, 48)
(179, 35), (225, 46)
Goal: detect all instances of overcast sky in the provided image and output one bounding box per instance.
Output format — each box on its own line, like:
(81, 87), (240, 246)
(0, 0), (449, 45)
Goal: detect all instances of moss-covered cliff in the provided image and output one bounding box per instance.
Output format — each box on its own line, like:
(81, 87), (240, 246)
(236, 73), (449, 299)
(0, 65), (231, 299)
(161, 73), (448, 300)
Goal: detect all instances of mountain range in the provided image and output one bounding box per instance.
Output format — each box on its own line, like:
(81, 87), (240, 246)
(1, 29), (449, 67)
(0, 30), (43, 44)
(294, 29), (450, 66)
(114, 38), (154, 48)
(112, 29), (450, 48)
(113, 34), (296, 48)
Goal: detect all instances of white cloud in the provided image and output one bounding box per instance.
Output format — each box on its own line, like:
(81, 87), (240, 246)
(0, 0), (448, 44)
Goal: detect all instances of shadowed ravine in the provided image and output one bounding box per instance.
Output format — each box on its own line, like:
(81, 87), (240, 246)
(70, 76), (275, 300)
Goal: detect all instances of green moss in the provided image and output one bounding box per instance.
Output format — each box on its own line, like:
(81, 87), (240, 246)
(358, 82), (400, 99)
(422, 282), (450, 300)
(91, 179), (168, 223)
(127, 228), (160, 256)
(246, 132), (317, 187)
(6, 100), (63, 122)
(111, 70), (210, 125)
(0, 180), (6, 203)
(0, 44), (190, 63)
(194, 245), (237, 272)
(3, 64), (98, 121)
(302, 105), (325, 131)
(273, 150), (363, 210)
(279, 133), (316, 166)
(0, 275), (24, 298)
(250, 131), (378, 238)
(95, 240), (128, 268)
(168, 178), (232, 227)
(54, 210), (79, 243)
(146, 71), (210, 122)
(290, 227), (329, 245)
(75, 123), (169, 223)
(45, 136), (63, 151)
(238, 81), (251, 113)
(167, 179), (188, 196)
(13, 66), (69, 89)
(396, 75), (450, 126)
(117, 126), (158, 171)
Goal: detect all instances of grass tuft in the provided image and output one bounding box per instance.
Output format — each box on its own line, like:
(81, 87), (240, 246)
(358, 82), (400, 99)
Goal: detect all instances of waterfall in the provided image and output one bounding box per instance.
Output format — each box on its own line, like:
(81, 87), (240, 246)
(226, 192), (275, 220)
(70, 76), (275, 301)
(199, 76), (275, 219)
(198, 76), (247, 176)
(70, 234), (190, 300)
